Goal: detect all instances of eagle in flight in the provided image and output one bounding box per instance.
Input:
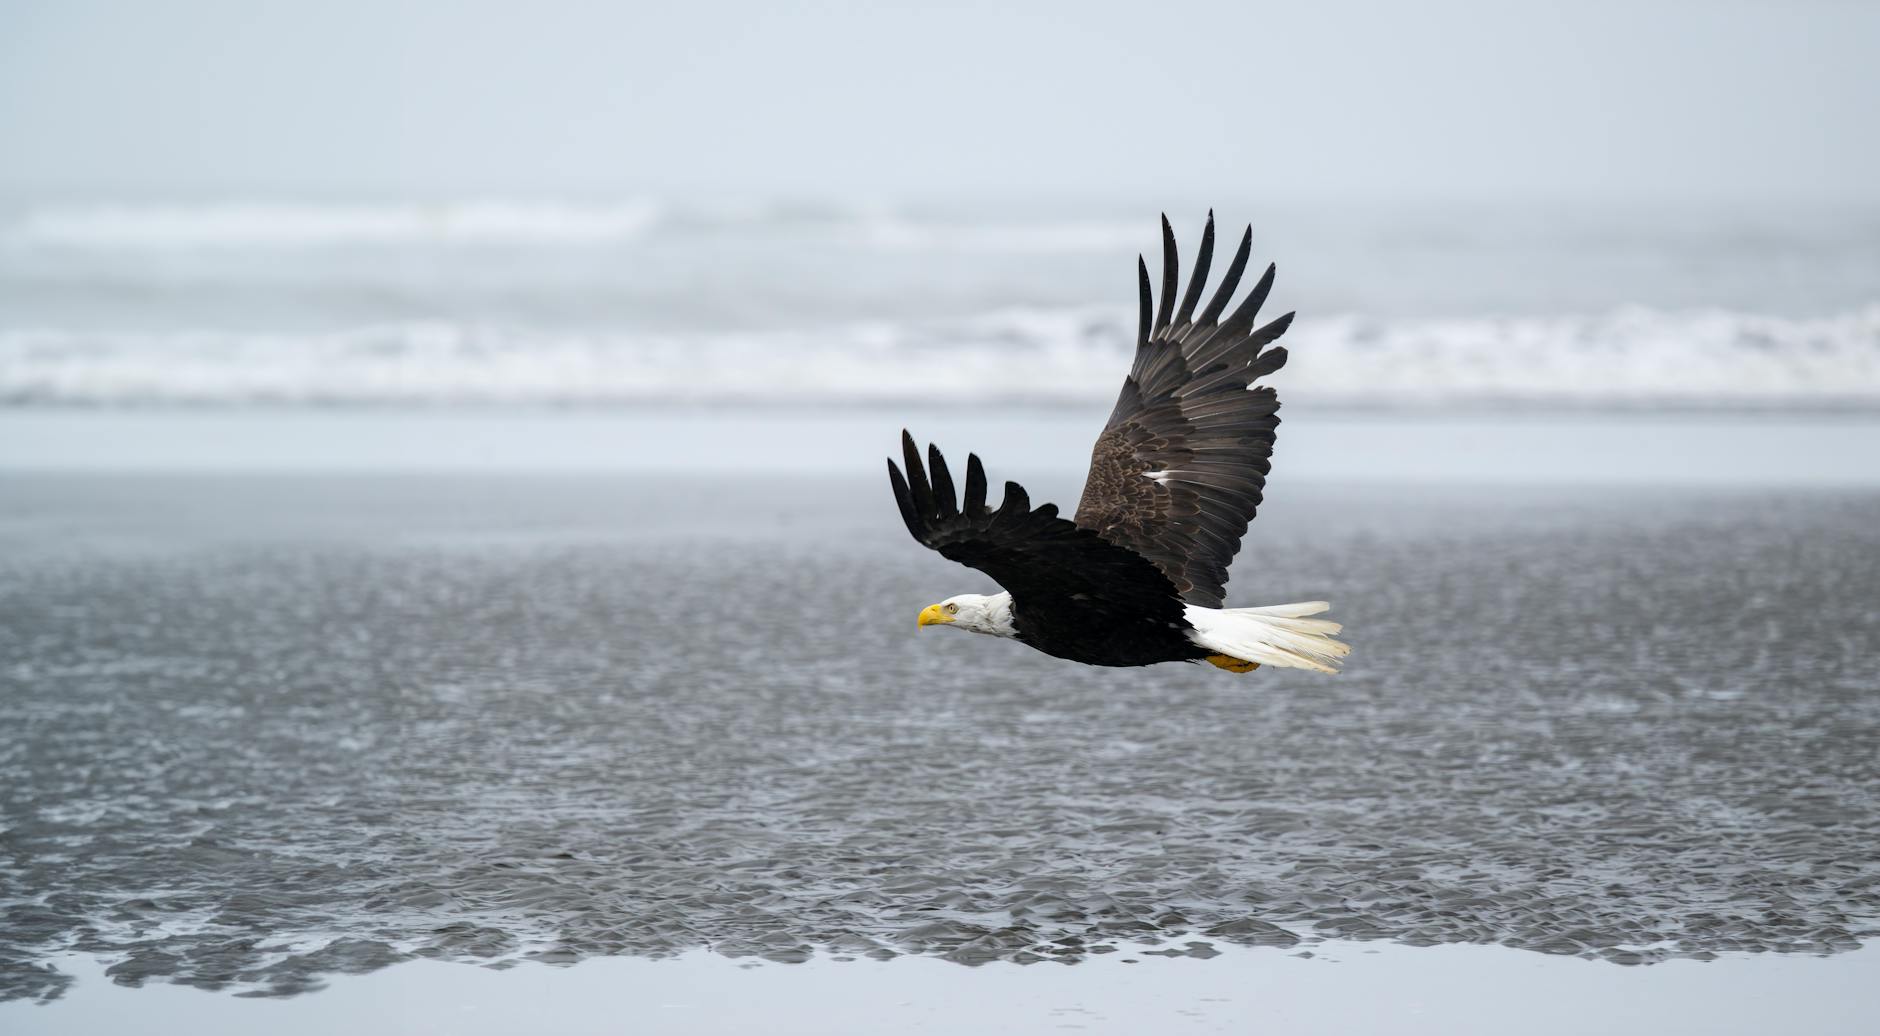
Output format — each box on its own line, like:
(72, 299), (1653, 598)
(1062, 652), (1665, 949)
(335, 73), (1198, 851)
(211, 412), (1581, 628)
(888, 213), (1348, 674)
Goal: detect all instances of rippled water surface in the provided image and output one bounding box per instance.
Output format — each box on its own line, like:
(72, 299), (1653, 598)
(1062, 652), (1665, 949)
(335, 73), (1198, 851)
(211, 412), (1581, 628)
(2, 474), (1877, 1001)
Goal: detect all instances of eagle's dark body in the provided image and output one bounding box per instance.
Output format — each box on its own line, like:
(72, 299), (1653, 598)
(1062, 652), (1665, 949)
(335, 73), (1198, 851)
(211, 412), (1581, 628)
(891, 437), (1203, 667)
(889, 214), (1323, 669)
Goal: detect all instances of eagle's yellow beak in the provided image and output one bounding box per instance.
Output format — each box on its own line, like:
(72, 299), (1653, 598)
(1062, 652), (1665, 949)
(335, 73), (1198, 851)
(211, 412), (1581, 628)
(917, 603), (954, 628)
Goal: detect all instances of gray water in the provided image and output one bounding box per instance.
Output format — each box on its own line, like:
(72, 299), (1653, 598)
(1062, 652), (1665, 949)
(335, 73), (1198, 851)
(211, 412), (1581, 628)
(3, 472), (1877, 1002)
(5, 200), (1878, 407)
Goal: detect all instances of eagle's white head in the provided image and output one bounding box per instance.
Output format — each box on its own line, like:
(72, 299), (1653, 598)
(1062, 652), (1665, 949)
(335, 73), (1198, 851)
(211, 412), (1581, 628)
(916, 592), (1017, 638)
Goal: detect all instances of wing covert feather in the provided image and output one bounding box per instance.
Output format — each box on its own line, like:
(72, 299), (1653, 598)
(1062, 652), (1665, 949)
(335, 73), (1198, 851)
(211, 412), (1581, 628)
(1075, 214), (1295, 608)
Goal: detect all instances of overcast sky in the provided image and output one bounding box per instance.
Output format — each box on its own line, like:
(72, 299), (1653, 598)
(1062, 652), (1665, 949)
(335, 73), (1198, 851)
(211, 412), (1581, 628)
(1, 0), (1874, 204)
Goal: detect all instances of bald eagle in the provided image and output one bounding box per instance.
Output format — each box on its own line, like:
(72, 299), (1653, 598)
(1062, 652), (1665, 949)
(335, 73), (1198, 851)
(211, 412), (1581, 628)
(888, 214), (1348, 674)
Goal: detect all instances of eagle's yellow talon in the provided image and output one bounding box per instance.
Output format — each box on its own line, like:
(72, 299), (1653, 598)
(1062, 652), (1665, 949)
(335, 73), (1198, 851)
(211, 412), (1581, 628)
(1205, 654), (1260, 673)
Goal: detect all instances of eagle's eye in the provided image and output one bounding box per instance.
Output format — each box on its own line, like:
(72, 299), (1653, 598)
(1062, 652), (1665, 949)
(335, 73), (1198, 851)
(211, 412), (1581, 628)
(945, 602), (960, 615)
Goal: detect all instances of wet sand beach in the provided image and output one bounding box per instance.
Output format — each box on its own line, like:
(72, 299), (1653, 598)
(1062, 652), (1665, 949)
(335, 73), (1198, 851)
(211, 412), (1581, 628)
(2, 411), (1877, 1030)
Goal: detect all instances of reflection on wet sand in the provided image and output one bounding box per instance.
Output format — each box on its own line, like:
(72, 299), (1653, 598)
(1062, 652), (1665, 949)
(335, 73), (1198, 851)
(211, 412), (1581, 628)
(6, 943), (1878, 1036)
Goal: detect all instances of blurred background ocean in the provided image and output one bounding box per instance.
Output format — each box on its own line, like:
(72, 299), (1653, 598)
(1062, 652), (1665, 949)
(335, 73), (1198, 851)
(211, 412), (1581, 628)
(2, 196), (1877, 410)
(2, 0), (1877, 423)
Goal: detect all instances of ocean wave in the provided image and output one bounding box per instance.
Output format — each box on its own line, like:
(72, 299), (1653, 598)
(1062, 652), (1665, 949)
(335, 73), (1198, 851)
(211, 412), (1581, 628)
(853, 217), (1145, 253)
(4, 201), (668, 247)
(0, 200), (1146, 252)
(2, 306), (1876, 407)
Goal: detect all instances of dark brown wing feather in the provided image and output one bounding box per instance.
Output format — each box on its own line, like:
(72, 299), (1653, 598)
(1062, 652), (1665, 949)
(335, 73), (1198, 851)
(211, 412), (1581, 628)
(1074, 213), (1294, 609)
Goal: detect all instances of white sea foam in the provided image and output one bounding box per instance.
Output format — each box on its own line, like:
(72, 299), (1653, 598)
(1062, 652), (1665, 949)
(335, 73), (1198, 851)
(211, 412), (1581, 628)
(1287, 307), (1880, 406)
(3, 306), (1875, 408)
(6, 201), (667, 247)
(854, 215), (1146, 253)
(1, 201), (1148, 252)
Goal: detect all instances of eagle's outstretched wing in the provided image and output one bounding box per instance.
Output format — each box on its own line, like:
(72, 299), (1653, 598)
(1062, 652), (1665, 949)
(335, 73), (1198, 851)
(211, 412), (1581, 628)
(1074, 214), (1293, 609)
(888, 431), (1185, 625)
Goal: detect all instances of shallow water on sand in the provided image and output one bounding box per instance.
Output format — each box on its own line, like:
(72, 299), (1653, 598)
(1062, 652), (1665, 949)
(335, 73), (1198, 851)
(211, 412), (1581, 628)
(7, 942), (1879, 1036)
(2, 474), (1878, 1001)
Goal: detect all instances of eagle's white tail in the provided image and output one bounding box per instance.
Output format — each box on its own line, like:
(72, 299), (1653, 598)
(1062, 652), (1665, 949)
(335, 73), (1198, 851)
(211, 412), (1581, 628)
(1185, 601), (1350, 674)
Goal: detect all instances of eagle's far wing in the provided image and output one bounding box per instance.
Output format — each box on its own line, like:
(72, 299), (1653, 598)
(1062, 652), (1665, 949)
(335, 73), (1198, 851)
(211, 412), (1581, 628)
(888, 431), (1184, 621)
(1073, 213), (1294, 609)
